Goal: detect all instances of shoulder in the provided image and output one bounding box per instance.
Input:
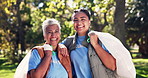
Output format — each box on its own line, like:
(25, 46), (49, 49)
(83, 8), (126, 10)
(63, 35), (75, 43)
(31, 49), (38, 53)
(89, 30), (113, 37)
(66, 35), (75, 39)
(29, 49), (41, 60)
(32, 46), (43, 50)
(31, 46), (44, 58)
(31, 47), (40, 56)
(32, 46), (44, 52)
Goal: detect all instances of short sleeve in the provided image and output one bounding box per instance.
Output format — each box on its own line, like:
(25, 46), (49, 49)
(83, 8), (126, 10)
(102, 43), (110, 53)
(28, 49), (41, 71)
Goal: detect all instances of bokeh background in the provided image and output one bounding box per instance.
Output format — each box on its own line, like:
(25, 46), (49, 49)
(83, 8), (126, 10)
(0, 0), (148, 78)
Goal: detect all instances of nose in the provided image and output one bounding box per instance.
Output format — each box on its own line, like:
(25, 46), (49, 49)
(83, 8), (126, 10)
(51, 32), (56, 36)
(77, 20), (82, 25)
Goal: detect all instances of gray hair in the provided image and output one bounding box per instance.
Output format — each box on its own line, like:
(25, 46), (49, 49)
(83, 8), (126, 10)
(42, 19), (61, 35)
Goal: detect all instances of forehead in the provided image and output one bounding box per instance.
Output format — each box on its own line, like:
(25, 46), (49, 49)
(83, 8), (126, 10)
(73, 12), (88, 19)
(46, 24), (59, 30)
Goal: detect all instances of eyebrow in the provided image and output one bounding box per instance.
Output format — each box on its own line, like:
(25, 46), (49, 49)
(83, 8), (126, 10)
(80, 16), (86, 18)
(46, 29), (59, 31)
(74, 16), (87, 19)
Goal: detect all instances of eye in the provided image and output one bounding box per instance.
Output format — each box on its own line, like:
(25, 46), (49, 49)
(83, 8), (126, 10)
(73, 19), (78, 22)
(46, 31), (52, 34)
(73, 18), (78, 22)
(81, 19), (86, 21)
(55, 30), (59, 33)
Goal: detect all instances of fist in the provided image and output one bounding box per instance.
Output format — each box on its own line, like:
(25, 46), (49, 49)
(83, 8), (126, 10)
(43, 44), (53, 51)
(88, 32), (98, 46)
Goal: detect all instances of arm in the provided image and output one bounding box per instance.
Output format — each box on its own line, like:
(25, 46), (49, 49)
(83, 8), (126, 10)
(89, 33), (116, 71)
(29, 44), (52, 78)
(29, 51), (52, 78)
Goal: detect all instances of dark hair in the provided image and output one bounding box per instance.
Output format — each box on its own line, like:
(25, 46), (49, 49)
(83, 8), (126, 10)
(73, 9), (91, 20)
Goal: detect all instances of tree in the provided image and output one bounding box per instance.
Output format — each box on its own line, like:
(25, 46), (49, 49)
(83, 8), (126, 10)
(0, 0), (20, 63)
(0, 0), (118, 63)
(114, 0), (126, 46)
(125, 0), (148, 57)
(90, 0), (115, 33)
(0, 0), (32, 63)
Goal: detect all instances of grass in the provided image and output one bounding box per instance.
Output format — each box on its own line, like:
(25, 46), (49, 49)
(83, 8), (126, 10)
(0, 57), (17, 78)
(0, 57), (148, 78)
(133, 59), (148, 78)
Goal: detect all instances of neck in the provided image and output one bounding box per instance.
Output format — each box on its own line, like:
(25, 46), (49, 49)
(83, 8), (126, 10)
(78, 32), (86, 36)
(52, 45), (57, 51)
(78, 30), (90, 36)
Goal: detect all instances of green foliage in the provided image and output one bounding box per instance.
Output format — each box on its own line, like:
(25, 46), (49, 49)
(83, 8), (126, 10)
(0, 57), (17, 78)
(25, 29), (44, 47)
(0, 0), (33, 63)
(0, 57), (148, 78)
(29, 1), (74, 41)
(0, 0), (116, 63)
(133, 59), (148, 78)
(125, 0), (148, 57)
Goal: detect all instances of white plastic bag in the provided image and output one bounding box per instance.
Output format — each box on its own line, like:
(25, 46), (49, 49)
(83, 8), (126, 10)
(14, 51), (31, 78)
(88, 31), (136, 78)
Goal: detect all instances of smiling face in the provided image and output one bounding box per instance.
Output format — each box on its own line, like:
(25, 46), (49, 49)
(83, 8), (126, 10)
(44, 24), (61, 47)
(72, 12), (91, 36)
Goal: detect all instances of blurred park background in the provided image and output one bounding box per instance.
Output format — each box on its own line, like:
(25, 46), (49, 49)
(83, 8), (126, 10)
(0, 0), (148, 78)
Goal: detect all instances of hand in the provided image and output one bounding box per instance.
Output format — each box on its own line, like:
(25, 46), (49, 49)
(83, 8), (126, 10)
(58, 44), (69, 57)
(43, 44), (53, 51)
(88, 32), (99, 46)
(43, 44), (53, 56)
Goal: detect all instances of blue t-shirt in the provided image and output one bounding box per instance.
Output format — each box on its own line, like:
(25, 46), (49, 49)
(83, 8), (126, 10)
(28, 49), (68, 78)
(61, 36), (110, 78)
(70, 36), (92, 78)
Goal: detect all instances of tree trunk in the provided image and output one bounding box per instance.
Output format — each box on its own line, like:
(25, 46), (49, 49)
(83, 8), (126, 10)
(114, 0), (126, 46)
(16, 0), (25, 62)
(16, 0), (25, 51)
(139, 0), (148, 58)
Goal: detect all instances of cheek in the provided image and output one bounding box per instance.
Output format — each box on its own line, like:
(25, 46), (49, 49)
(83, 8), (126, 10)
(45, 35), (51, 40)
(57, 33), (61, 39)
(73, 23), (77, 29)
(44, 35), (47, 40)
(85, 22), (90, 28)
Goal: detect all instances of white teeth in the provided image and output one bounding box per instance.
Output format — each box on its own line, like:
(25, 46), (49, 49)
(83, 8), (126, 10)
(77, 26), (83, 28)
(51, 38), (56, 41)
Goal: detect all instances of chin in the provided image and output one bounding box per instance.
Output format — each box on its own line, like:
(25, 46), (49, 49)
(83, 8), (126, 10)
(78, 30), (86, 33)
(50, 42), (58, 46)
(76, 29), (83, 32)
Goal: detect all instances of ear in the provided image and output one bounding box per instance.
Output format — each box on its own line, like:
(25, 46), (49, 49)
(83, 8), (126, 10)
(89, 20), (91, 24)
(88, 20), (91, 26)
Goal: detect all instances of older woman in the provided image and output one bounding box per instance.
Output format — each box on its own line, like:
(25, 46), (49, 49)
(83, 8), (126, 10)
(27, 19), (72, 78)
